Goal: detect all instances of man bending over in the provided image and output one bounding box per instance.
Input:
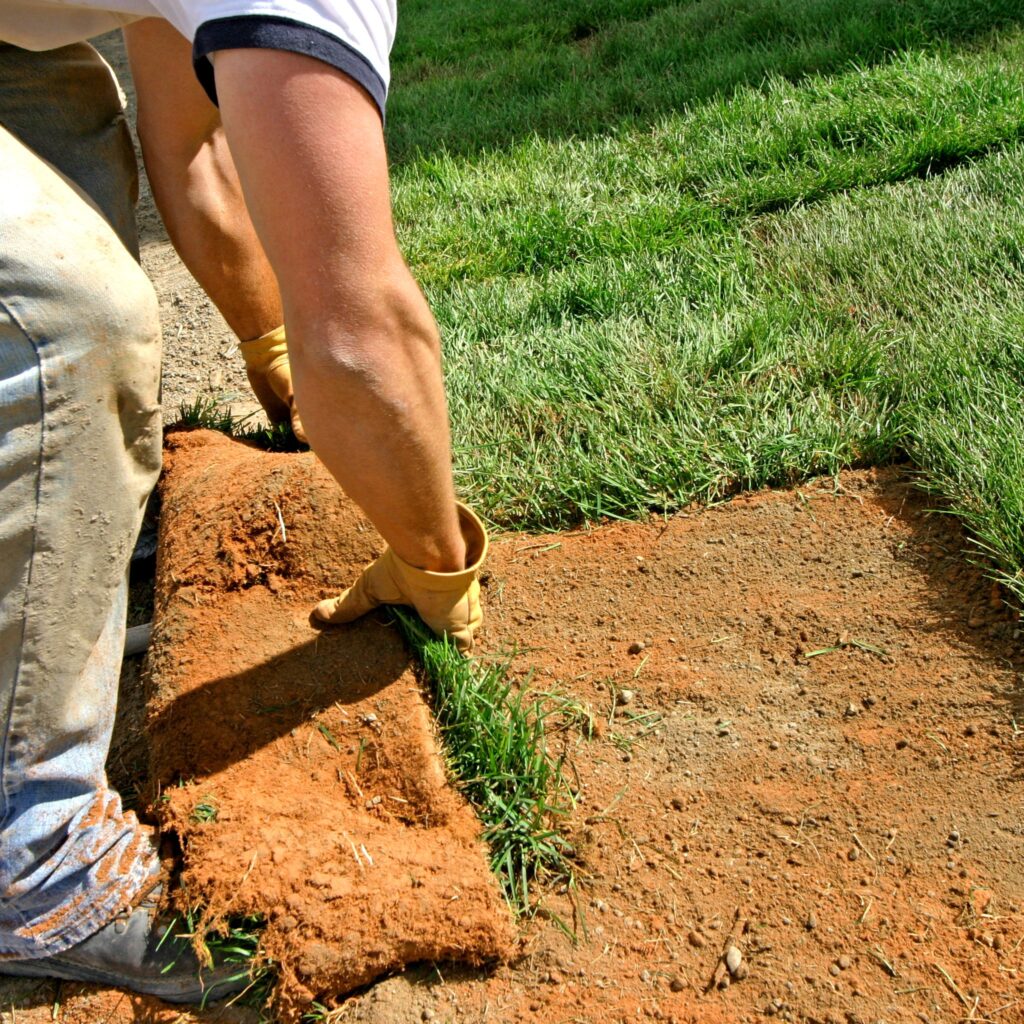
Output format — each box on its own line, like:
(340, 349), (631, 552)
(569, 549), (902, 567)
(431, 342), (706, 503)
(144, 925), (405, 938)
(0, 0), (484, 1001)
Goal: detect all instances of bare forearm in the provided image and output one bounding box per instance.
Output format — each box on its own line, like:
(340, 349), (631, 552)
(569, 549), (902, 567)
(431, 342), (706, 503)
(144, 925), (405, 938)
(289, 277), (464, 569)
(146, 128), (280, 340)
(212, 48), (465, 571)
(124, 19), (281, 341)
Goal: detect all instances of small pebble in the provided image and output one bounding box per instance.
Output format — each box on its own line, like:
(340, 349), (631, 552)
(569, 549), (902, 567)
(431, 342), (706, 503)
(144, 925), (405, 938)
(628, 641), (646, 655)
(421, 1011), (435, 1022)
(769, 740), (780, 750)
(829, 964), (841, 977)
(725, 946), (743, 976)
(844, 703), (860, 717)
(837, 954), (852, 970)
(618, 688), (636, 705)
(669, 976), (686, 993)
(805, 912), (818, 931)
(687, 930), (707, 949)
(848, 847), (860, 862)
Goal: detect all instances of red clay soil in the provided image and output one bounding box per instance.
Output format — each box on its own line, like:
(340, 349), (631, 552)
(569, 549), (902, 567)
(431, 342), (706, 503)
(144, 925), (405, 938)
(334, 465), (1024, 1024)
(3, 439), (1021, 1024)
(145, 430), (514, 1020)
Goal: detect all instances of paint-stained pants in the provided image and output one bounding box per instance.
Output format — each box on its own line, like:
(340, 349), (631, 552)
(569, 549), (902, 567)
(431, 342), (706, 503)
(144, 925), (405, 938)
(0, 40), (162, 957)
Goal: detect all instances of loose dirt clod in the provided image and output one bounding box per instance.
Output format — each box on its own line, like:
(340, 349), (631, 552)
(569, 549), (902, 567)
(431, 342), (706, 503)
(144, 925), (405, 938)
(724, 946), (743, 976)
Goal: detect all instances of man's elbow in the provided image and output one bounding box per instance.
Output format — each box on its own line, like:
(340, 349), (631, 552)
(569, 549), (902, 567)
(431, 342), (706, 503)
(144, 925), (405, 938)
(285, 266), (442, 376)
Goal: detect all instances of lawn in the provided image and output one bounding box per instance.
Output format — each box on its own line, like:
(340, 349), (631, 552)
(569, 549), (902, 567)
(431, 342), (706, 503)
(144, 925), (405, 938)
(384, 0), (1024, 603)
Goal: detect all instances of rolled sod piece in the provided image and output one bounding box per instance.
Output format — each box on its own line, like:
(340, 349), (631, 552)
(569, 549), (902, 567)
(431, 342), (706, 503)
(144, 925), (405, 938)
(147, 429), (513, 1020)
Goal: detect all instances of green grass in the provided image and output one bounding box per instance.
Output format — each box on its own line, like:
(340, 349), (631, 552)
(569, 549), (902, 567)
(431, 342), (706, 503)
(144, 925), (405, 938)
(190, 797), (219, 824)
(393, 610), (572, 913)
(388, 0), (1024, 164)
(177, 396), (308, 452)
(180, 908), (273, 1012)
(381, 7), (1024, 603)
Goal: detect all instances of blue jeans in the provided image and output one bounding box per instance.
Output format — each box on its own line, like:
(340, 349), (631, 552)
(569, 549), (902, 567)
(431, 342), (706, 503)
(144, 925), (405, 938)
(0, 40), (163, 957)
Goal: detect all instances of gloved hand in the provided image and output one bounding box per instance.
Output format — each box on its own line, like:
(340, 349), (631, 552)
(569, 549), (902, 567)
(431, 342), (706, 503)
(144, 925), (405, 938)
(313, 503), (488, 654)
(238, 325), (307, 443)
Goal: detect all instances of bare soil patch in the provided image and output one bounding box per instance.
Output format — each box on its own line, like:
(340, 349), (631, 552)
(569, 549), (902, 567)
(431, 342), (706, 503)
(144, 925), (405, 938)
(4, 440), (1022, 1024)
(337, 465), (1024, 1024)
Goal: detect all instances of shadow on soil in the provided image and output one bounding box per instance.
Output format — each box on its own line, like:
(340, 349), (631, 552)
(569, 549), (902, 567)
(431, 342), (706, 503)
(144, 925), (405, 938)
(0, 976), (260, 1023)
(386, 0), (1024, 164)
(148, 619), (407, 782)
(874, 483), (1024, 767)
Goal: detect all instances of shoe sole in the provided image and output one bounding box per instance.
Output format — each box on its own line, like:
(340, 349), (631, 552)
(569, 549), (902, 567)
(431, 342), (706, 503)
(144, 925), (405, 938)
(0, 957), (248, 1004)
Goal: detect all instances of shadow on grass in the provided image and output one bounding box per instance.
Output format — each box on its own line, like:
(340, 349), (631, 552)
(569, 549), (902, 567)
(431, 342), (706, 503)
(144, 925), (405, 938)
(387, 0), (1024, 164)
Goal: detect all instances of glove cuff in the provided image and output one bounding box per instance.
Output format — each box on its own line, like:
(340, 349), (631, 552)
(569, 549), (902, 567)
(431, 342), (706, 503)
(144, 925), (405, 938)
(392, 503), (488, 592)
(239, 324), (287, 372)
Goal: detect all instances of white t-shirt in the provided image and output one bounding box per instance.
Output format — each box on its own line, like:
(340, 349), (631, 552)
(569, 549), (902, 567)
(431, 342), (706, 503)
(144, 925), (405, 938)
(0, 0), (395, 115)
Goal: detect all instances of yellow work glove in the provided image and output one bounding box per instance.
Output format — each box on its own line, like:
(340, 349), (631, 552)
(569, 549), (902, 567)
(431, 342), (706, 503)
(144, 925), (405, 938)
(313, 503), (487, 654)
(238, 325), (307, 443)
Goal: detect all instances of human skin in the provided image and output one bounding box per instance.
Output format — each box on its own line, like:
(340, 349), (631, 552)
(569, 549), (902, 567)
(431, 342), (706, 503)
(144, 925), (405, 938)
(123, 19), (281, 342)
(124, 27), (466, 573)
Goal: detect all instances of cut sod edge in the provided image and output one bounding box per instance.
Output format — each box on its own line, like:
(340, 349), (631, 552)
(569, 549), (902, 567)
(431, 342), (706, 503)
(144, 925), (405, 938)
(393, 607), (574, 915)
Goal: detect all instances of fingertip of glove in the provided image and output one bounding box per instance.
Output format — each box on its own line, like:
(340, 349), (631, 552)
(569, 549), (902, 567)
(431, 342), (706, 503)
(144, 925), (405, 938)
(451, 630), (475, 656)
(313, 597), (344, 623)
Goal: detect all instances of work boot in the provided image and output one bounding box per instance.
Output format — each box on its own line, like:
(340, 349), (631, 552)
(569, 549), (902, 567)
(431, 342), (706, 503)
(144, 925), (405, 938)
(0, 882), (251, 1004)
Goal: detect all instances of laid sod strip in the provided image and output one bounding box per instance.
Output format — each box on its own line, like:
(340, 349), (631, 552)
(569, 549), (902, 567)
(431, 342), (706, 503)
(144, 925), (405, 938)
(385, 28), (1024, 603)
(393, 37), (1024, 286)
(393, 609), (571, 914)
(388, 0), (1024, 164)
(426, 140), (1024, 546)
(750, 147), (1024, 604)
